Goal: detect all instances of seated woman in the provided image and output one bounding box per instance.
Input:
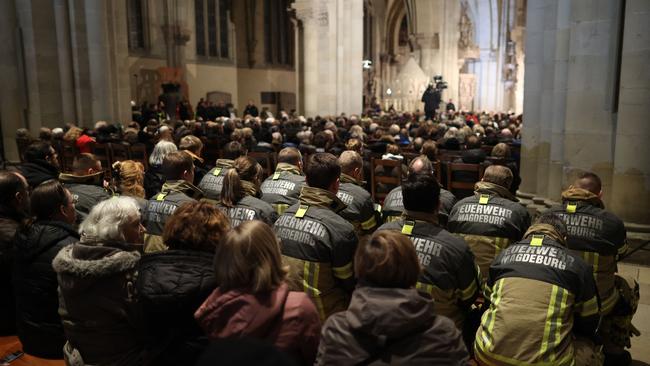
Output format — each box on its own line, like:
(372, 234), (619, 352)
(316, 230), (469, 365)
(53, 197), (147, 366)
(137, 202), (230, 366)
(195, 220), (321, 365)
(13, 180), (78, 358)
(112, 160), (147, 209)
(217, 156), (277, 227)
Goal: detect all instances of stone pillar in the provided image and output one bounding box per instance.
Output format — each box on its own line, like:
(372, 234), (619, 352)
(294, 0), (363, 116)
(610, 0), (650, 225)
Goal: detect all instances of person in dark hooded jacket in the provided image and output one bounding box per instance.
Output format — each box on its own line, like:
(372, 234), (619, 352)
(59, 153), (112, 223)
(316, 230), (469, 365)
(18, 141), (60, 188)
(0, 171), (30, 336)
(13, 179), (78, 358)
(137, 202), (231, 366)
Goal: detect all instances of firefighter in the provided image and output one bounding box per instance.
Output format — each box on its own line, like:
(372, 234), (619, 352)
(261, 147), (306, 215)
(377, 171), (480, 329)
(58, 153), (112, 223)
(273, 153), (357, 320)
(475, 212), (601, 366)
(336, 151), (379, 235)
(448, 165), (531, 282)
(142, 151), (203, 253)
(198, 141), (246, 202)
(549, 172), (638, 366)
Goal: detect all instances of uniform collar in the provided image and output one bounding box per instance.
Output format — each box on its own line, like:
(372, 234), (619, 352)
(474, 181), (518, 202)
(402, 209), (439, 226)
(161, 180), (204, 200)
(59, 171), (104, 187)
(523, 223), (567, 247)
(275, 163), (302, 176)
(561, 187), (604, 209)
(299, 186), (347, 213)
(215, 159), (234, 168)
(340, 172), (361, 185)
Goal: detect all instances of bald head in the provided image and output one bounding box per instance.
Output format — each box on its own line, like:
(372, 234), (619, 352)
(482, 165), (513, 189)
(338, 151), (363, 173)
(408, 156), (433, 176)
(574, 172), (602, 195)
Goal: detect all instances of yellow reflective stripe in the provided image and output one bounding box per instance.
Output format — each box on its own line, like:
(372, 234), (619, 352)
(212, 168), (222, 176)
(460, 275), (478, 301)
(361, 215), (377, 230)
(273, 203), (289, 215)
(566, 202), (577, 213)
(332, 262), (353, 280)
(577, 295), (599, 317)
(552, 288), (568, 362)
(416, 281), (434, 295)
(540, 285), (559, 358)
(385, 215), (399, 223)
(479, 194), (490, 204)
(530, 235), (544, 246)
(482, 278), (504, 349)
(401, 220), (415, 235)
(302, 261), (325, 320)
(601, 290), (618, 314)
(156, 193), (167, 201)
(295, 205), (308, 218)
(272, 172), (281, 180)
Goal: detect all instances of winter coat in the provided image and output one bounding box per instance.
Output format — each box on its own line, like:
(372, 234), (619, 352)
(137, 249), (216, 366)
(13, 220), (78, 358)
(0, 207), (24, 335)
(336, 173), (378, 235)
(316, 286), (469, 365)
(53, 241), (146, 366)
(195, 283), (321, 365)
(18, 160), (60, 188)
(274, 186), (358, 320)
(198, 159), (235, 201)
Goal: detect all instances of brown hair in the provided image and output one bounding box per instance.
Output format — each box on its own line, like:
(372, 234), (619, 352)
(30, 179), (70, 220)
(355, 230), (420, 288)
(220, 156), (263, 208)
(73, 153), (101, 173)
(483, 165), (513, 189)
(163, 201), (231, 252)
(575, 171), (602, 194)
(420, 140), (438, 161)
(345, 138), (363, 153)
(386, 144), (400, 155)
(179, 135), (203, 155)
(162, 151), (194, 180)
(113, 160), (145, 199)
(305, 153), (340, 189)
(214, 220), (288, 293)
(491, 143), (511, 158)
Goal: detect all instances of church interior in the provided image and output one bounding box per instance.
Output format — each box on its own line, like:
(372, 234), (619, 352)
(0, 0), (649, 365)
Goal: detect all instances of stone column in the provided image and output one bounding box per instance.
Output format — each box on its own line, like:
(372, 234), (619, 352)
(294, 0), (363, 116)
(610, 0), (650, 224)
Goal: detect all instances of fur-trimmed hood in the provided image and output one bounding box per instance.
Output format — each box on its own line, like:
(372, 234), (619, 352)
(53, 243), (140, 278)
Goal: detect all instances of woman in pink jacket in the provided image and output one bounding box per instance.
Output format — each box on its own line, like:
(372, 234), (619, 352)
(194, 220), (321, 365)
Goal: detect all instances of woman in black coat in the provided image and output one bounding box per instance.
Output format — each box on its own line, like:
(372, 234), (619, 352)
(136, 202), (231, 365)
(13, 179), (78, 358)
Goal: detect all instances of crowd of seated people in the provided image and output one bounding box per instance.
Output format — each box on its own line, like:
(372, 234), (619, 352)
(0, 106), (638, 366)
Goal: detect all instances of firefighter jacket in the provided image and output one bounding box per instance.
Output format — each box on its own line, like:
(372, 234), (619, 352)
(197, 159), (234, 201)
(376, 210), (481, 328)
(273, 186), (358, 321)
(143, 180), (203, 253)
(336, 173), (379, 235)
(474, 224), (600, 366)
(260, 163), (306, 215)
(447, 181), (531, 282)
(59, 171), (112, 223)
(215, 180), (278, 227)
(382, 185), (457, 227)
(549, 187), (627, 315)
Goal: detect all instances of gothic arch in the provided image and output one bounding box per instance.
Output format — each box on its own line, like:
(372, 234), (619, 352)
(385, 0), (405, 58)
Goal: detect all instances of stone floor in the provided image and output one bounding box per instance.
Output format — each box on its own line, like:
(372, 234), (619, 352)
(620, 240), (650, 366)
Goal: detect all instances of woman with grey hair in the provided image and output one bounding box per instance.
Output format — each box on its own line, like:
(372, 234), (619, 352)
(145, 140), (177, 197)
(53, 197), (147, 366)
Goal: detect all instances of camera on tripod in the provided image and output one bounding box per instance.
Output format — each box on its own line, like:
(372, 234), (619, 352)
(433, 75), (448, 91)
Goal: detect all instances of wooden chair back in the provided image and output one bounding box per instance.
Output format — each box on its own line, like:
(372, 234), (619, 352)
(446, 162), (484, 195)
(129, 143), (149, 170)
(110, 143), (130, 164)
(371, 158), (402, 202)
(248, 151), (275, 179)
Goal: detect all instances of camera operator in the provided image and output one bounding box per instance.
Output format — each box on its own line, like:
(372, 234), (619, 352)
(421, 84), (440, 121)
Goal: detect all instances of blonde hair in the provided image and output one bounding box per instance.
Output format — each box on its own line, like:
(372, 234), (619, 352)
(491, 143), (511, 158)
(214, 221), (288, 293)
(113, 160), (145, 199)
(63, 127), (83, 143)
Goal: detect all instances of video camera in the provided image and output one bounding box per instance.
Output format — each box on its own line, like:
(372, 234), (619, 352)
(432, 75), (448, 91)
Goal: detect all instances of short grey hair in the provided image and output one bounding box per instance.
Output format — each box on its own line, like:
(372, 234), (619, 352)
(79, 197), (140, 244)
(149, 140), (177, 166)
